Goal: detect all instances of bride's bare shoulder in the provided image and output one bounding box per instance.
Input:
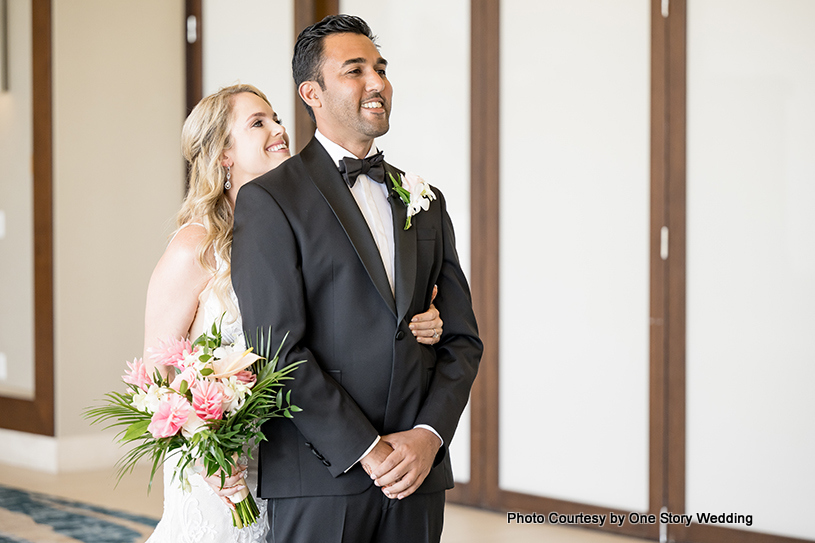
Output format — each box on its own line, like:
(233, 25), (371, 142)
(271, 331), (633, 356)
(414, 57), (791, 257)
(154, 223), (213, 283)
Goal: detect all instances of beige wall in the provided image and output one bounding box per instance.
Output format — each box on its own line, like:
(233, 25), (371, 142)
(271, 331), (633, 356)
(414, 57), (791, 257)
(53, 0), (185, 437)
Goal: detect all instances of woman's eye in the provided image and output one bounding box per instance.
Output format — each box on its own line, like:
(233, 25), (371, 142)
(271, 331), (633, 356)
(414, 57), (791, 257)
(252, 120), (263, 127)
(274, 118), (283, 126)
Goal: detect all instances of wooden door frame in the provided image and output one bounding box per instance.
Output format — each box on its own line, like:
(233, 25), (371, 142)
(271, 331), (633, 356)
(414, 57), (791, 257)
(664, 2), (810, 542)
(0, 0), (54, 437)
(450, 1), (662, 540)
(292, 0), (339, 153)
(185, 0), (202, 115)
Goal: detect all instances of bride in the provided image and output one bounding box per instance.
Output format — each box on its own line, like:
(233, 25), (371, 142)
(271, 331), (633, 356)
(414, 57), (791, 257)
(141, 84), (444, 542)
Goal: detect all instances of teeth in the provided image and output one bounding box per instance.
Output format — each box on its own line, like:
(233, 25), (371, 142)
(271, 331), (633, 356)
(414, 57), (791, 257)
(362, 102), (382, 109)
(268, 143), (287, 152)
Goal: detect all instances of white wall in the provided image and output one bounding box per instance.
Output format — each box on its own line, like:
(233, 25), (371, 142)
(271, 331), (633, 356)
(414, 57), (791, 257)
(0, 0), (34, 399)
(340, 0), (473, 482)
(686, 1), (815, 539)
(202, 0), (297, 149)
(499, 0), (651, 512)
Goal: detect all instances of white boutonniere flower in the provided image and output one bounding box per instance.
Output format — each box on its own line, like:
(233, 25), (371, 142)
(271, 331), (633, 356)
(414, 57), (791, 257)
(388, 172), (437, 230)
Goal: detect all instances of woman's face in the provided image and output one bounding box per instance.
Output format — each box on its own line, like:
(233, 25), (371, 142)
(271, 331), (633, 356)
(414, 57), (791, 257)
(224, 92), (290, 189)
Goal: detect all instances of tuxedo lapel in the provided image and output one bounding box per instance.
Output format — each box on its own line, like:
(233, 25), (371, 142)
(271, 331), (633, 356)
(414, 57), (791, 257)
(386, 163), (417, 323)
(300, 139), (397, 317)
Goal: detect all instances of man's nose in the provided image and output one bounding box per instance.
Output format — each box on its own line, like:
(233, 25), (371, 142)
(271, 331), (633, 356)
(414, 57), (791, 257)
(365, 69), (385, 92)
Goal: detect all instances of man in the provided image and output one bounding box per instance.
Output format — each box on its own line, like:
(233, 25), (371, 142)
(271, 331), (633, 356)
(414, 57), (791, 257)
(231, 14), (482, 543)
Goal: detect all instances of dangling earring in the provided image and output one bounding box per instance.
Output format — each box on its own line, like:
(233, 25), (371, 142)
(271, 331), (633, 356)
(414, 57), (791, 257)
(224, 166), (232, 190)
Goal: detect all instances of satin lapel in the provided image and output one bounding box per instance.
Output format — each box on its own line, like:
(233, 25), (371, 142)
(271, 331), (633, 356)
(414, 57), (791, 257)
(386, 163), (417, 322)
(301, 139), (396, 317)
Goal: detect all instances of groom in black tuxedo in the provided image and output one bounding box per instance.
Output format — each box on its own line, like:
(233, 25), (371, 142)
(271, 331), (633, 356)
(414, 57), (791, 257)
(231, 14), (482, 543)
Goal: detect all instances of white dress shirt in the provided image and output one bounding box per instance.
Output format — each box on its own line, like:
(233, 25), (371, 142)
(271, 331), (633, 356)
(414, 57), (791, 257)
(314, 131), (443, 470)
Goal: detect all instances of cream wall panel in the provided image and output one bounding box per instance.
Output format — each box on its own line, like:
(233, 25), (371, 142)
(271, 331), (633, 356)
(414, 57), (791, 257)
(499, 1), (650, 511)
(340, 0), (472, 483)
(54, 0), (185, 437)
(686, 1), (815, 539)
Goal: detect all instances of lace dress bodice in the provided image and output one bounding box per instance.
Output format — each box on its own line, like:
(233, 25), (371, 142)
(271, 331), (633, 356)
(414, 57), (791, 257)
(147, 224), (267, 543)
(189, 250), (244, 344)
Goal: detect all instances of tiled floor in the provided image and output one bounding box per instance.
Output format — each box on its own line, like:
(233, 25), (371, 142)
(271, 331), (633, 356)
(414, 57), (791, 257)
(0, 463), (647, 543)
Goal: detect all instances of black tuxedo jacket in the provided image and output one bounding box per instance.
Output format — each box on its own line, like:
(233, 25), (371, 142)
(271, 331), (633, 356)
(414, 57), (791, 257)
(231, 137), (482, 499)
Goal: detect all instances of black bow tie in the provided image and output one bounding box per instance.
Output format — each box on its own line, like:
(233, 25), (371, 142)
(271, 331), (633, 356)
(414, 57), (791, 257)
(339, 151), (386, 187)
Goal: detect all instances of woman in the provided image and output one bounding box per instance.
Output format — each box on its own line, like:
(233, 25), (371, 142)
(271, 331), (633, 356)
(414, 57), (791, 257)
(142, 84), (444, 542)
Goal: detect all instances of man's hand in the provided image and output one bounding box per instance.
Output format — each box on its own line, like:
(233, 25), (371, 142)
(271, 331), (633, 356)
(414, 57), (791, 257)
(360, 439), (394, 477)
(371, 428), (442, 500)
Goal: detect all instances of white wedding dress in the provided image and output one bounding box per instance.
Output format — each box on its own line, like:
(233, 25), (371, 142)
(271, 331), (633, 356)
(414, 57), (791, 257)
(147, 226), (268, 543)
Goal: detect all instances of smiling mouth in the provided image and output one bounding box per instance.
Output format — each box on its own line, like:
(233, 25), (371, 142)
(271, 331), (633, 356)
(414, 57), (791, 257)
(267, 142), (288, 152)
(361, 101), (383, 110)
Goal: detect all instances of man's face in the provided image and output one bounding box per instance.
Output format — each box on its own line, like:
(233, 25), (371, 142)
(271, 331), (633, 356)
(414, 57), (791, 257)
(313, 32), (393, 152)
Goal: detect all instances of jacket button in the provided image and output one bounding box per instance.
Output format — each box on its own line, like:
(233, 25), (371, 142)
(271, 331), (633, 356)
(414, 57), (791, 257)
(396, 331), (405, 340)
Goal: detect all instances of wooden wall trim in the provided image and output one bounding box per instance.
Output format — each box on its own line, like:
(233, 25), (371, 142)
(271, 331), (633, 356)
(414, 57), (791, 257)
(292, 0), (339, 153)
(452, 0), (500, 509)
(649, 0), (670, 528)
(0, 0), (54, 436)
(185, 0), (203, 115)
(665, 0), (687, 532)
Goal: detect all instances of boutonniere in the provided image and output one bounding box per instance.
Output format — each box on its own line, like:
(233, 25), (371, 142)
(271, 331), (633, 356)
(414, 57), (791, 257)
(388, 172), (437, 230)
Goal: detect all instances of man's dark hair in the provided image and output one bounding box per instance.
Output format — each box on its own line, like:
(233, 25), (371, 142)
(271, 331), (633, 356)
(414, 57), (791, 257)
(293, 14), (378, 123)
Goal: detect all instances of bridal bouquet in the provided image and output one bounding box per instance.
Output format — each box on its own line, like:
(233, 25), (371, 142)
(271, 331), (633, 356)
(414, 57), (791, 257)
(85, 318), (302, 528)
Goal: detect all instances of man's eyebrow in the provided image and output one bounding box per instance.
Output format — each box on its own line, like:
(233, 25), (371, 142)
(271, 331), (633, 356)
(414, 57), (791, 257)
(341, 57), (366, 67)
(340, 57), (389, 67)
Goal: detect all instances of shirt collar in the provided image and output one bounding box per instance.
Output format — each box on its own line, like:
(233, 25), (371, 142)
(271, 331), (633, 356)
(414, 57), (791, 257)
(314, 130), (380, 170)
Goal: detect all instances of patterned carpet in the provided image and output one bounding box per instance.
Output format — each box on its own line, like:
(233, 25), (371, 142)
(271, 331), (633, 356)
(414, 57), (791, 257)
(0, 484), (158, 543)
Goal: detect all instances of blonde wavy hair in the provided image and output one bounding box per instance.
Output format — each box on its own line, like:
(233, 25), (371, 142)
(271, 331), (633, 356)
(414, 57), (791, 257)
(176, 83), (272, 321)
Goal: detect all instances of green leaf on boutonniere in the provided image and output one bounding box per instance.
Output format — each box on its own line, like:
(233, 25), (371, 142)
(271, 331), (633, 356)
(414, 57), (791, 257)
(388, 172), (410, 205)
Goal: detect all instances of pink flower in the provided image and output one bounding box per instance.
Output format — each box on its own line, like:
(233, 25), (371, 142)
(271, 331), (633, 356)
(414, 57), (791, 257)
(234, 370), (257, 388)
(122, 358), (152, 391)
(147, 393), (191, 438)
(149, 337), (193, 369)
(170, 366), (198, 392)
(191, 380), (224, 421)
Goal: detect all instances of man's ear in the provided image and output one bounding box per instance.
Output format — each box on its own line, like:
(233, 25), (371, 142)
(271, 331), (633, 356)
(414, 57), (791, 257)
(299, 81), (321, 110)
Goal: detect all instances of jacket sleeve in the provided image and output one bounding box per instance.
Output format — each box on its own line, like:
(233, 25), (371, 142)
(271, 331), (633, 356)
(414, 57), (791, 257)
(231, 181), (380, 477)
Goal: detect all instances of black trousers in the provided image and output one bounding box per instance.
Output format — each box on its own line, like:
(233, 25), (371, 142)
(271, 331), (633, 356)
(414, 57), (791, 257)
(265, 486), (445, 543)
